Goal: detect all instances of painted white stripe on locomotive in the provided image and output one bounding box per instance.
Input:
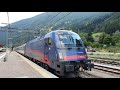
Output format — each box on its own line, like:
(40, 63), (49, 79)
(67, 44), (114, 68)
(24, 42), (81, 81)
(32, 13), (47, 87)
(77, 52), (84, 54)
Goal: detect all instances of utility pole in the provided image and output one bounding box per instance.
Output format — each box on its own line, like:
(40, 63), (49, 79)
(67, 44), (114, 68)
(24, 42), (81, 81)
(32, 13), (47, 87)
(4, 12), (10, 61)
(6, 12), (10, 51)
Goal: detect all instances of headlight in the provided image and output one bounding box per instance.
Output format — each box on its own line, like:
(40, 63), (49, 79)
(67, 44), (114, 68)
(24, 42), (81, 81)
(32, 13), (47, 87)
(59, 52), (63, 60)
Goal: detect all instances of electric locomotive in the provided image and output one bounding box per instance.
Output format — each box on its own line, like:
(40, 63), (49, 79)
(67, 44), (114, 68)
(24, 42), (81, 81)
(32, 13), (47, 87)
(15, 30), (94, 77)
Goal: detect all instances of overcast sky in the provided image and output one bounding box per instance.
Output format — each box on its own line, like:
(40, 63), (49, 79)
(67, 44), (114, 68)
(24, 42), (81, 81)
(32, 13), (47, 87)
(0, 12), (44, 26)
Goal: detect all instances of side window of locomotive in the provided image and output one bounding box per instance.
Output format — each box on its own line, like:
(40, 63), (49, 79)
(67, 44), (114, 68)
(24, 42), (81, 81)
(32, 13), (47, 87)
(45, 38), (53, 46)
(76, 39), (82, 47)
(48, 38), (52, 46)
(45, 38), (52, 46)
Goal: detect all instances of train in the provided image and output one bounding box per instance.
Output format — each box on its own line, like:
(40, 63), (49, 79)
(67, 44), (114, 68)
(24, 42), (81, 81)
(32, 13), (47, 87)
(15, 30), (94, 77)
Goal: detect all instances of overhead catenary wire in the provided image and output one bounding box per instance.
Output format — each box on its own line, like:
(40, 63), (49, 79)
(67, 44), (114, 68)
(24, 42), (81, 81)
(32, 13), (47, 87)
(36, 12), (61, 33)
(0, 12), (72, 47)
(48, 12), (72, 29)
(26, 12), (72, 43)
(0, 12), (61, 35)
(18, 12), (72, 44)
(39, 12), (72, 32)
(13, 12), (62, 43)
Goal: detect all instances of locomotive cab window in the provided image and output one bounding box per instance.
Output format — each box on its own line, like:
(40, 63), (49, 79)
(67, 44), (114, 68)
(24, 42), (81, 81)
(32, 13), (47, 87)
(48, 38), (52, 46)
(45, 38), (52, 46)
(57, 32), (83, 48)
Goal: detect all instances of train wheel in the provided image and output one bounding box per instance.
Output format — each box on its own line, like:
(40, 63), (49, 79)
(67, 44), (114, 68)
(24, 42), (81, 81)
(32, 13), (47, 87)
(29, 57), (32, 61)
(39, 62), (42, 66)
(42, 63), (45, 69)
(44, 64), (49, 71)
(33, 59), (36, 63)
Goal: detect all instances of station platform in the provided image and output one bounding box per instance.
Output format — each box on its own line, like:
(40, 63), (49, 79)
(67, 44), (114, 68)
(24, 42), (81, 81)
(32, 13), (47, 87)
(0, 51), (58, 78)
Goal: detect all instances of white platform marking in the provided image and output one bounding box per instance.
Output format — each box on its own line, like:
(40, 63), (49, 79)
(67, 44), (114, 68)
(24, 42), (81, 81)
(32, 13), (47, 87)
(15, 76), (29, 78)
(0, 53), (6, 60)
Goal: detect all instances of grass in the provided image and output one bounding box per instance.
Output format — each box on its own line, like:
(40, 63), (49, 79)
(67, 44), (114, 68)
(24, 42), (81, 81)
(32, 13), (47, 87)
(88, 52), (120, 58)
(89, 53), (93, 55)
(92, 32), (103, 39)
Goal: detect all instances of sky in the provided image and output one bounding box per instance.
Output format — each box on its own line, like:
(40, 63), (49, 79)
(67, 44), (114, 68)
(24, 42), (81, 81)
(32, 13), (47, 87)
(0, 12), (44, 26)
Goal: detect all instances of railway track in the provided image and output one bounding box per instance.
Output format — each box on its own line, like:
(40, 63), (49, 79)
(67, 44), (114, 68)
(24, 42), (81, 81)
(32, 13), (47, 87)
(89, 57), (120, 66)
(93, 63), (120, 75)
(84, 56), (120, 77)
(79, 71), (100, 78)
(88, 55), (120, 61)
(78, 63), (120, 78)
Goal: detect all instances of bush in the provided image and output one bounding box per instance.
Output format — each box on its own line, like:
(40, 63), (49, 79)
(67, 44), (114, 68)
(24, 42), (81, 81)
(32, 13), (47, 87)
(107, 46), (120, 53)
(90, 53), (93, 55)
(92, 42), (100, 48)
(116, 40), (120, 47)
(118, 54), (120, 57)
(86, 41), (93, 47)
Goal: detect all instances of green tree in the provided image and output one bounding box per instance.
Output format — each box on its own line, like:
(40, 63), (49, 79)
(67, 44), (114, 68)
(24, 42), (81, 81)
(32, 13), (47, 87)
(86, 32), (94, 42)
(86, 41), (93, 47)
(116, 40), (120, 47)
(99, 32), (106, 44)
(112, 30), (120, 45)
(103, 35), (112, 46)
(92, 42), (100, 48)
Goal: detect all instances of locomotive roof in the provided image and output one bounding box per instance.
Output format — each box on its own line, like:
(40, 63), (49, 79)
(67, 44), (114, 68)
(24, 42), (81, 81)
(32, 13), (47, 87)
(45, 30), (78, 37)
(49, 30), (76, 34)
(28, 30), (79, 43)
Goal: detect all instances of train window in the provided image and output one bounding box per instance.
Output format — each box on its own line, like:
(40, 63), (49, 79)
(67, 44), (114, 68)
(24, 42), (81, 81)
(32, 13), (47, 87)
(71, 34), (83, 47)
(48, 38), (52, 46)
(45, 38), (52, 46)
(58, 33), (83, 47)
(75, 39), (82, 47)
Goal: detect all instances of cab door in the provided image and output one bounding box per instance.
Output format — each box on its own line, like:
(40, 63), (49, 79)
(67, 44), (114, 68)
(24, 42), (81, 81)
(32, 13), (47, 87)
(44, 38), (57, 68)
(44, 38), (50, 64)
